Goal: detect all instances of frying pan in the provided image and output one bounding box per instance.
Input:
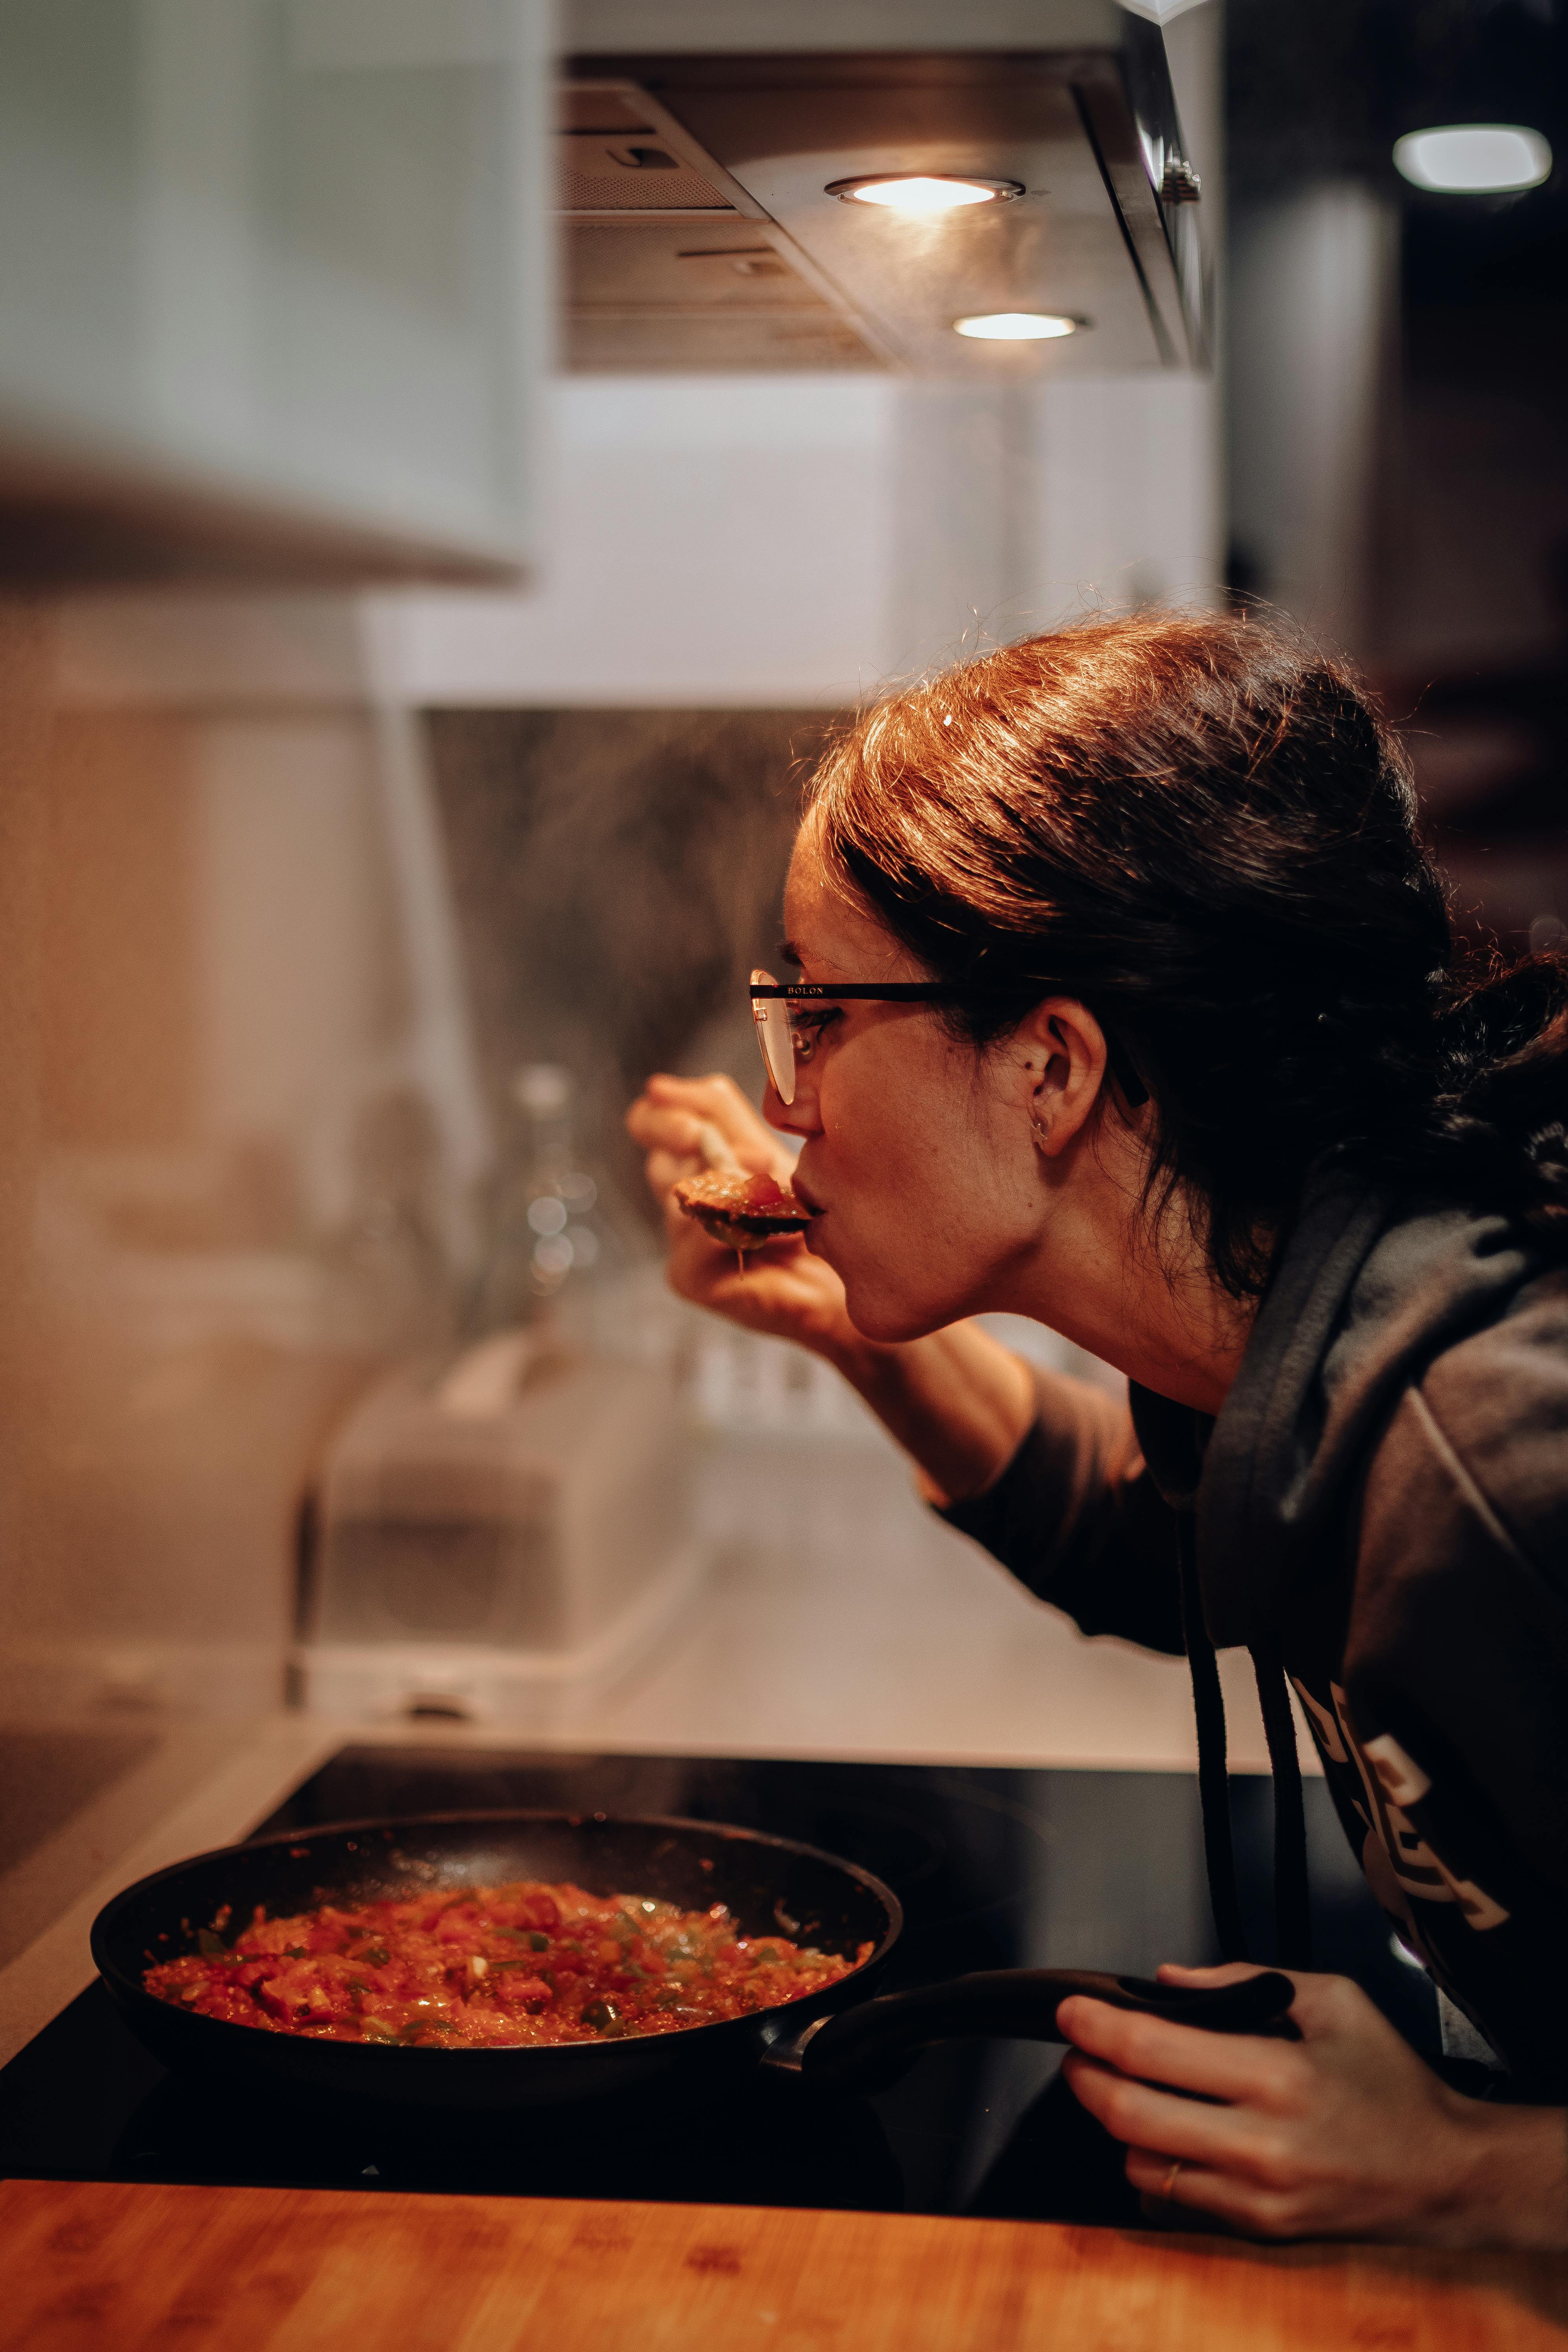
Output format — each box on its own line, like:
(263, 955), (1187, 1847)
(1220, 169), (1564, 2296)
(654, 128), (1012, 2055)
(92, 1810), (1297, 2113)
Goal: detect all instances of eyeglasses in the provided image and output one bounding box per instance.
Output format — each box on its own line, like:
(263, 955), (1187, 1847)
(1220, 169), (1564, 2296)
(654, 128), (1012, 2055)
(748, 968), (1150, 1109)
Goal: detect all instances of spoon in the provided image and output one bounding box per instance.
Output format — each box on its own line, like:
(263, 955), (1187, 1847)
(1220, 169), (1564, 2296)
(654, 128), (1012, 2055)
(673, 1169), (812, 1265)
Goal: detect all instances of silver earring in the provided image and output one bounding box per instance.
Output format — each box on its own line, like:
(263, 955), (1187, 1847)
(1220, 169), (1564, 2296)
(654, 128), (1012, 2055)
(1029, 1113), (1050, 1151)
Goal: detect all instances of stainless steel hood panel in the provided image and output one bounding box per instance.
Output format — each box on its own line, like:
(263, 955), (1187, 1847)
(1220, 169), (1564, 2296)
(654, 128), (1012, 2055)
(567, 223), (879, 372)
(561, 73), (891, 371)
(567, 0), (1132, 53)
(562, 17), (1207, 375)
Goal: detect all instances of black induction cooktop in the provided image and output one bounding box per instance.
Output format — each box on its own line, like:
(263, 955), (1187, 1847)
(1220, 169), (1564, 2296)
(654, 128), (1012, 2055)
(0, 1745), (1436, 2222)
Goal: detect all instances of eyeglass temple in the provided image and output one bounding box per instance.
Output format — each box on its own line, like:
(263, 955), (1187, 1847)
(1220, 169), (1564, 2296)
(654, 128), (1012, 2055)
(749, 981), (1147, 1107)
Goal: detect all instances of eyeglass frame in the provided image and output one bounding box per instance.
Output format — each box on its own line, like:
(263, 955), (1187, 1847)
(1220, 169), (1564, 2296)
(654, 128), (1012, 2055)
(748, 972), (1150, 1110)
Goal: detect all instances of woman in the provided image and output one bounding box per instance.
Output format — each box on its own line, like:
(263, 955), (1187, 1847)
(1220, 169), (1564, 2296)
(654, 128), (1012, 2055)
(626, 611), (1568, 2249)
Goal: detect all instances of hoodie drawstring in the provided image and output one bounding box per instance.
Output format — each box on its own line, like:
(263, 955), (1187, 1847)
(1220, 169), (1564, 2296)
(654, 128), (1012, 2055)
(1249, 1635), (1314, 1971)
(1176, 1515), (1248, 1960)
(1177, 1516), (1314, 1971)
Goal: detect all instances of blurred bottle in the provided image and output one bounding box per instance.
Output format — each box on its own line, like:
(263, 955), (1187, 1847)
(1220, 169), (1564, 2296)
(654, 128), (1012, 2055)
(469, 1063), (612, 1341)
(329, 1085), (456, 1355)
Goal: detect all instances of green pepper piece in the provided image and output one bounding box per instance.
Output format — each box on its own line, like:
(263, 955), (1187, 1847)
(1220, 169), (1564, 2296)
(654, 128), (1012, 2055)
(528, 1930), (550, 1951)
(196, 1929), (228, 1959)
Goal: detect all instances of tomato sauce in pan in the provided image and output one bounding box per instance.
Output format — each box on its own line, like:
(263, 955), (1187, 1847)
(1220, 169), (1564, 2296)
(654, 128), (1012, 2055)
(142, 1881), (866, 2048)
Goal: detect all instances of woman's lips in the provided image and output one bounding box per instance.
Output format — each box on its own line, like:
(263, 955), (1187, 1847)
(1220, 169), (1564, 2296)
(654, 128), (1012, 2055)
(790, 1175), (824, 1217)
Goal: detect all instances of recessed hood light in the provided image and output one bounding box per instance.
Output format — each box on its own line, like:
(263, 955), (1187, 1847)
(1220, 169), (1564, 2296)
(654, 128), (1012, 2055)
(954, 311), (1080, 340)
(826, 174), (1023, 214)
(1393, 124), (1551, 194)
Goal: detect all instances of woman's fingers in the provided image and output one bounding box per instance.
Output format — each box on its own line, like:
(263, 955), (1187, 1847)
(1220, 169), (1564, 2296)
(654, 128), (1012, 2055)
(635, 1072), (788, 1173)
(625, 1100), (717, 1198)
(1124, 2148), (1299, 2238)
(1125, 2146), (1207, 2201)
(1055, 1994), (1301, 2106)
(1156, 1962), (1289, 1991)
(1156, 1963), (1362, 2046)
(1126, 2146), (1226, 2210)
(627, 1102), (709, 1157)
(1060, 2051), (1287, 2180)
(628, 1082), (768, 1209)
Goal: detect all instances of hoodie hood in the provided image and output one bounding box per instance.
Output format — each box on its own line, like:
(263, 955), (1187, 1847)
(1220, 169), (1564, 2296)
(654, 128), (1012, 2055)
(1155, 1166), (1542, 1650)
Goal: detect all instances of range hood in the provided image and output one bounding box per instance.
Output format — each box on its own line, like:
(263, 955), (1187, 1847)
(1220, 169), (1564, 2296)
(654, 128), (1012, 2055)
(561, 0), (1208, 375)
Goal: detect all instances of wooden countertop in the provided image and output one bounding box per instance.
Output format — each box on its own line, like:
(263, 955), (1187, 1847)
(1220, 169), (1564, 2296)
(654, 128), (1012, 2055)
(4, 2179), (1568, 2350)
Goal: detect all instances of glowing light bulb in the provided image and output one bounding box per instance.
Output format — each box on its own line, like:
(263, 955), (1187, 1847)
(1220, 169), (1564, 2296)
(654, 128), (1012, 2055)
(1393, 124), (1551, 194)
(826, 175), (1021, 214)
(953, 312), (1080, 341)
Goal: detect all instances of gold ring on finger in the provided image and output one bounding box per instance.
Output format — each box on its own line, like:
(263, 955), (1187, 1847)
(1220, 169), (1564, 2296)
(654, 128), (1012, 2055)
(1161, 2160), (1184, 2201)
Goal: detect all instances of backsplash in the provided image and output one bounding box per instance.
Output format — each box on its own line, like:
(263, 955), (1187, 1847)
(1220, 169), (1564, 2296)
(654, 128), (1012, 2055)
(425, 705), (833, 1248)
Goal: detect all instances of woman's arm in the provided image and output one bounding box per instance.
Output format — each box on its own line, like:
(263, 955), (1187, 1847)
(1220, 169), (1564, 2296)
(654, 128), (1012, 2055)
(627, 1071), (1034, 1502)
(817, 1318), (1036, 1508)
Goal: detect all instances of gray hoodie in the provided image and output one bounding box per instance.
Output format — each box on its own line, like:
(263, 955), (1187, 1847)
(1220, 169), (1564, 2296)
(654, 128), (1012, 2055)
(942, 1170), (1568, 2099)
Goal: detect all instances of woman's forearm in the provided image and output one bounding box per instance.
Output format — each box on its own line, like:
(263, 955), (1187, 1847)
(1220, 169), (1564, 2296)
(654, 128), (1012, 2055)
(816, 1317), (1037, 1507)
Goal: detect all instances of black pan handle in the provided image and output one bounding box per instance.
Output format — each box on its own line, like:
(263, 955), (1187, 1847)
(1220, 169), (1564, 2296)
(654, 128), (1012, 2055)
(784, 1967), (1299, 2097)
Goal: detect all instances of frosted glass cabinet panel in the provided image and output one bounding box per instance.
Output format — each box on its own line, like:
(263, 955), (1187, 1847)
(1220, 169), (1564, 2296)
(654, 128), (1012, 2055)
(0, 0), (550, 583)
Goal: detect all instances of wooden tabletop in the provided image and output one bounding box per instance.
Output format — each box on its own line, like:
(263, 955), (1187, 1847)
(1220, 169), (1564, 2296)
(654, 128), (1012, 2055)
(4, 2178), (1568, 2351)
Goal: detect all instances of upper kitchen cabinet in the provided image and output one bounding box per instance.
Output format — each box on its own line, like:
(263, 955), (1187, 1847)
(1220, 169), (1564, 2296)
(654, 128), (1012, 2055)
(561, 0), (1209, 376)
(0, 0), (550, 585)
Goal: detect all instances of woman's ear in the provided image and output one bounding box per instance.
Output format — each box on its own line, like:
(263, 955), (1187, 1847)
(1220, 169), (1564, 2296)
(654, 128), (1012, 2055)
(1018, 998), (1112, 1158)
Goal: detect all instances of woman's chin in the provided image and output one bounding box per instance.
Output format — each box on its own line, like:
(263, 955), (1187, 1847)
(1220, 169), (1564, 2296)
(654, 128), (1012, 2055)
(839, 1275), (968, 1347)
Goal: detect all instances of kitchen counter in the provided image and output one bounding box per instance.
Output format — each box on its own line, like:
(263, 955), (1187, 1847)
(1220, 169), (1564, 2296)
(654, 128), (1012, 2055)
(6, 2178), (1568, 2351)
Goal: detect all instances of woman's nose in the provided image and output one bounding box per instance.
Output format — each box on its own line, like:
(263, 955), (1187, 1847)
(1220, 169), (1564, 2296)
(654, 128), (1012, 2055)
(764, 1072), (821, 1137)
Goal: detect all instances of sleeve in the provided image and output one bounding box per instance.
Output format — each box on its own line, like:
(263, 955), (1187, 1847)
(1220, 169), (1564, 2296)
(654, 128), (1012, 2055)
(935, 1368), (1185, 1655)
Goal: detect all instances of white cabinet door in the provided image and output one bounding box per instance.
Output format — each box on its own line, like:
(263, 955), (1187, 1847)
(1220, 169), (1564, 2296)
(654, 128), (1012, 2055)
(0, 0), (550, 583)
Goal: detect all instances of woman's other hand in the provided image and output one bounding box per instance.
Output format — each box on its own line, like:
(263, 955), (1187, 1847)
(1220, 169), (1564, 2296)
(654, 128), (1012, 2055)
(1057, 1962), (1568, 2250)
(625, 1072), (855, 1352)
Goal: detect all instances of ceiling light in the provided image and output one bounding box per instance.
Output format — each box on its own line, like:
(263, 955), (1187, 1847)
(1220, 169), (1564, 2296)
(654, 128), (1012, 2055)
(1393, 124), (1551, 194)
(954, 312), (1080, 341)
(826, 174), (1023, 215)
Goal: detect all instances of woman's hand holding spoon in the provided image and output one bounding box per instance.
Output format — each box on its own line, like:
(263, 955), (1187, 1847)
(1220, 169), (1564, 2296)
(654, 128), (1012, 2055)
(625, 1072), (853, 1350)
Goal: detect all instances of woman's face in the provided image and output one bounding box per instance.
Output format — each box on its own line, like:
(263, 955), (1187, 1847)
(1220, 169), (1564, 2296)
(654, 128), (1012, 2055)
(770, 838), (1054, 1342)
